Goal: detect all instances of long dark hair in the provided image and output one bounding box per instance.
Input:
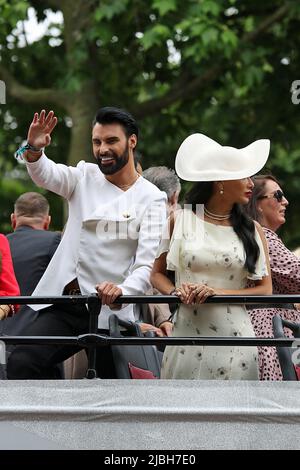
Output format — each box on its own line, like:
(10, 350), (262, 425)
(244, 174), (279, 224)
(185, 181), (259, 274)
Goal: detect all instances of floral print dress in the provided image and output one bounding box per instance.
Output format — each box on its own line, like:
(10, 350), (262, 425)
(248, 228), (300, 381)
(158, 209), (268, 380)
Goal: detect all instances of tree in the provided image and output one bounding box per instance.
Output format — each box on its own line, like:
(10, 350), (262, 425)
(1, 0), (300, 245)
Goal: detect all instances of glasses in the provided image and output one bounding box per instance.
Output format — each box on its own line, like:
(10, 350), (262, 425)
(259, 189), (285, 202)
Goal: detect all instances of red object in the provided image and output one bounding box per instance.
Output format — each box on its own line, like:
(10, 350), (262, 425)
(294, 365), (300, 380)
(128, 362), (157, 379)
(0, 234), (20, 314)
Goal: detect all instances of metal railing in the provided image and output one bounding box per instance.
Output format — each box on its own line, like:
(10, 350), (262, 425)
(1, 294), (300, 378)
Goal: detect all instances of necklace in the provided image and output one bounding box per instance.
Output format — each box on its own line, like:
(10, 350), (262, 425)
(204, 206), (231, 220)
(116, 172), (140, 190)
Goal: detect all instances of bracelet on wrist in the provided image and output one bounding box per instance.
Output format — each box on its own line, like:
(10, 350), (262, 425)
(15, 142), (44, 162)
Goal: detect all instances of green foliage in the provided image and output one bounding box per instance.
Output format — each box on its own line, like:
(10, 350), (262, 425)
(1, 0), (300, 248)
(141, 24), (171, 50)
(153, 0), (177, 16)
(94, 0), (129, 21)
(0, 0), (27, 24)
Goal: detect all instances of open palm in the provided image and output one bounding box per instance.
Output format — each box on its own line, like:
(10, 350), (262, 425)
(27, 110), (58, 149)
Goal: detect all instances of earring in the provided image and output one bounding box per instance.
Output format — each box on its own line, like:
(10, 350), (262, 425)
(220, 189), (224, 195)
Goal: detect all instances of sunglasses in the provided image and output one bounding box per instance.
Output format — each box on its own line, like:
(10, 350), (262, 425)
(259, 189), (285, 202)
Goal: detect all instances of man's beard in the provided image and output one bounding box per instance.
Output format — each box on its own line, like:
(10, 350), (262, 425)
(96, 143), (129, 175)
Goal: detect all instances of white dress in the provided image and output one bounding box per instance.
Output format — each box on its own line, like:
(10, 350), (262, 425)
(158, 209), (268, 380)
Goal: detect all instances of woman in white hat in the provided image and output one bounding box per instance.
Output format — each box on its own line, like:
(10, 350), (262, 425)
(151, 134), (272, 380)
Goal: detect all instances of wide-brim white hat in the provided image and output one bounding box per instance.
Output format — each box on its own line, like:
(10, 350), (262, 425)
(175, 133), (270, 181)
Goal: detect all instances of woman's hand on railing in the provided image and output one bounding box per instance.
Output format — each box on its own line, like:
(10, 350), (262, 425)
(174, 283), (216, 305)
(173, 283), (193, 304)
(187, 284), (217, 304)
(158, 321), (173, 336)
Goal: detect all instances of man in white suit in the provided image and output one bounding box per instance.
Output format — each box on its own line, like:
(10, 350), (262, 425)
(8, 107), (167, 379)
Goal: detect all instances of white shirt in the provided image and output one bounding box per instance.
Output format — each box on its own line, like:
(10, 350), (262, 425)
(26, 154), (167, 328)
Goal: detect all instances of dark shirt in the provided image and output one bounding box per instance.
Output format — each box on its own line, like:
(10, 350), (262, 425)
(0, 226), (61, 336)
(6, 226), (61, 295)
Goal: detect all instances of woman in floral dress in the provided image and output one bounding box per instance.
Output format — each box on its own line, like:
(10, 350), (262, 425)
(245, 174), (300, 380)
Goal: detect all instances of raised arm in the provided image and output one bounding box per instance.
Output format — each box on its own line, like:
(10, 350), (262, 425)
(22, 110), (58, 163)
(17, 110), (81, 200)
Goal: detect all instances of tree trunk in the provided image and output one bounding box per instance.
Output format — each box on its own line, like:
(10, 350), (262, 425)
(67, 81), (97, 166)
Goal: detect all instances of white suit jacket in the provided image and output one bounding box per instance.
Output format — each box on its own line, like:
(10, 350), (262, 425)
(27, 154), (167, 328)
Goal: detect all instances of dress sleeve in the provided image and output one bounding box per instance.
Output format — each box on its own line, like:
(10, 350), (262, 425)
(247, 225), (268, 281)
(265, 229), (300, 293)
(155, 219), (171, 258)
(164, 210), (184, 271)
(158, 209), (203, 272)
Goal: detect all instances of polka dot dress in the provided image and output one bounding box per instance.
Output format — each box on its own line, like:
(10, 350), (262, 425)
(248, 228), (300, 381)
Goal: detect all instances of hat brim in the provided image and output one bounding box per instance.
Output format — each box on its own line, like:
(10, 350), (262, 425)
(175, 134), (270, 181)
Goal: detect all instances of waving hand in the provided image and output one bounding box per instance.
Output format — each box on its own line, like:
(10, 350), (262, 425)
(27, 110), (58, 149)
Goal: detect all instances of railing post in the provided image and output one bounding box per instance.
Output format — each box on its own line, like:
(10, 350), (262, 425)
(86, 295), (101, 379)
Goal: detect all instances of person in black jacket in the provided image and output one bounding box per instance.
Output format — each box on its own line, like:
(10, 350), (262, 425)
(1, 192), (61, 336)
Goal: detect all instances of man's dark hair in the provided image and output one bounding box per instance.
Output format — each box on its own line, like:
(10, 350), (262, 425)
(93, 107), (139, 139)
